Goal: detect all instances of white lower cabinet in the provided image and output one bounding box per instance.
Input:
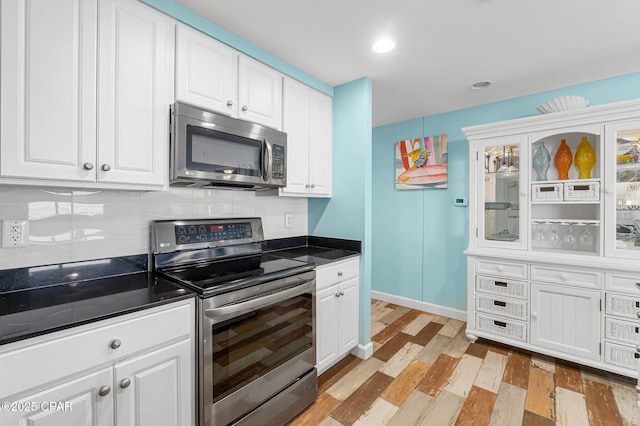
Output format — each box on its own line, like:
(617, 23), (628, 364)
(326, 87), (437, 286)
(0, 299), (194, 426)
(1, 367), (114, 426)
(315, 258), (359, 375)
(530, 282), (601, 360)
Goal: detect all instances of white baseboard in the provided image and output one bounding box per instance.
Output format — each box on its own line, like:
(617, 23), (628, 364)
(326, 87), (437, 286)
(371, 290), (467, 321)
(351, 342), (373, 360)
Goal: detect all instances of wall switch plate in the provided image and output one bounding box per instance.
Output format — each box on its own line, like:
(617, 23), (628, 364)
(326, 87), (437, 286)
(1, 219), (29, 248)
(284, 212), (293, 228)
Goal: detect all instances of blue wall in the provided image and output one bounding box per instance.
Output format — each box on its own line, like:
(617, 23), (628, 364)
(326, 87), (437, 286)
(142, 0), (332, 95)
(309, 78), (373, 346)
(372, 72), (640, 311)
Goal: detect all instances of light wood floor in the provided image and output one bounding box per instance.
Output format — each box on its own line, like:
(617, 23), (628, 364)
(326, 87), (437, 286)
(290, 299), (639, 426)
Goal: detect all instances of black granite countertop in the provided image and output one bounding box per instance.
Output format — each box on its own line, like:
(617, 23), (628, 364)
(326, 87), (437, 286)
(0, 255), (194, 346)
(265, 236), (361, 266)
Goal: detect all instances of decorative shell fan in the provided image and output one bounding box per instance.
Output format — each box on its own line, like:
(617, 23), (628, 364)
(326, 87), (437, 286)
(537, 96), (589, 114)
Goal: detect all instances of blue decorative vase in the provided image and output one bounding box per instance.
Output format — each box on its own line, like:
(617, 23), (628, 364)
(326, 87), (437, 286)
(533, 142), (551, 181)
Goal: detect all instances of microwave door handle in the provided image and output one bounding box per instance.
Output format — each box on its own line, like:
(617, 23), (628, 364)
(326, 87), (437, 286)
(262, 139), (272, 181)
(204, 279), (314, 320)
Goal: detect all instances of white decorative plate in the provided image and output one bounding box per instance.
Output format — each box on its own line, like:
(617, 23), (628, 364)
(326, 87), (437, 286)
(537, 96), (589, 114)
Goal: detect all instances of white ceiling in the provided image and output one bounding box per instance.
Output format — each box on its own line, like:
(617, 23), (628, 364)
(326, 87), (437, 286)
(175, 0), (640, 127)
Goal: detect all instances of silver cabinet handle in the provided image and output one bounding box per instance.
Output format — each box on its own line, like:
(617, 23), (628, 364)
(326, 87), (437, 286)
(110, 339), (121, 350)
(636, 345), (640, 352)
(101, 164), (111, 172)
(120, 378), (131, 389)
(338, 271), (343, 277)
(83, 162), (94, 170)
(242, 105), (248, 112)
(637, 312), (640, 319)
(227, 100), (233, 107)
(99, 386), (111, 397)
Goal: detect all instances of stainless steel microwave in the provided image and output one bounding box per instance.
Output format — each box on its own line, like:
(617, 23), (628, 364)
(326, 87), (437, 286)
(169, 102), (287, 189)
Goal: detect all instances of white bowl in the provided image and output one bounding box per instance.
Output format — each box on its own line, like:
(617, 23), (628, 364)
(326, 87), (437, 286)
(537, 96), (589, 114)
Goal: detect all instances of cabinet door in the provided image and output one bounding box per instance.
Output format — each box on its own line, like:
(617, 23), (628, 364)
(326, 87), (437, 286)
(604, 120), (640, 259)
(97, 0), (172, 186)
(316, 285), (340, 374)
(530, 282), (601, 360)
(338, 277), (359, 354)
(175, 23), (237, 116)
(476, 136), (528, 250)
(0, 0), (97, 181)
(308, 89), (332, 197)
(238, 55), (282, 130)
(115, 339), (192, 426)
(1, 367), (113, 426)
(281, 77), (310, 195)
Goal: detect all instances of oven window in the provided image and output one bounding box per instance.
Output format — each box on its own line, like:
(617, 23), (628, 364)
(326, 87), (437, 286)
(187, 125), (263, 177)
(211, 294), (312, 403)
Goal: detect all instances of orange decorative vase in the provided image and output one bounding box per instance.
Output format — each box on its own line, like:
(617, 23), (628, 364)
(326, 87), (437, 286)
(574, 137), (596, 179)
(554, 139), (572, 180)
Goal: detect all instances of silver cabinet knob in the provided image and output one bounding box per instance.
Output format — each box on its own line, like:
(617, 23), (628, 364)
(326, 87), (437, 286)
(637, 312), (640, 319)
(227, 100), (233, 107)
(305, 184), (310, 188)
(98, 386), (111, 397)
(340, 291), (345, 296)
(636, 345), (640, 352)
(110, 339), (121, 350)
(83, 162), (94, 170)
(335, 292), (340, 298)
(338, 271), (343, 277)
(242, 105), (248, 112)
(120, 378), (131, 389)
(101, 164), (111, 172)
(311, 184), (315, 188)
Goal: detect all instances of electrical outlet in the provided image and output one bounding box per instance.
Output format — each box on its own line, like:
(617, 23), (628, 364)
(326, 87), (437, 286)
(284, 213), (293, 228)
(2, 219), (29, 248)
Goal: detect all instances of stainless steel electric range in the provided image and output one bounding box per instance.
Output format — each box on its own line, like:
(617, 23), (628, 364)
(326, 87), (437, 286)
(151, 218), (317, 426)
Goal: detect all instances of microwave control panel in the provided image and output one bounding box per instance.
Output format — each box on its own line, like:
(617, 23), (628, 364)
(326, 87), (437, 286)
(272, 144), (285, 179)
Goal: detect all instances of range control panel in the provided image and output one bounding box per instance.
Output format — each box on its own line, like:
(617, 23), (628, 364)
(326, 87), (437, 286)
(174, 222), (252, 245)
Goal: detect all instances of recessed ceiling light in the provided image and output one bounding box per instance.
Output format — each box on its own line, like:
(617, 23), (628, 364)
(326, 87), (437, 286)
(372, 39), (396, 53)
(470, 80), (493, 90)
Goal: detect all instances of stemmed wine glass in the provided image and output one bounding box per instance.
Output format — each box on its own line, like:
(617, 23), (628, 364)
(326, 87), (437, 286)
(550, 224), (561, 247)
(579, 225), (594, 249)
(564, 223), (577, 249)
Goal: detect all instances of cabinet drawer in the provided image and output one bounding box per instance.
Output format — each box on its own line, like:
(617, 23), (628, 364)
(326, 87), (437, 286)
(476, 259), (527, 279)
(476, 275), (528, 299)
(605, 293), (640, 320)
(604, 342), (639, 370)
(475, 294), (528, 320)
(605, 317), (640, 346)
(605, 273), (640, 294)
(0, 300), (193, 399)
(530, 265), (601, 289)
(316, 258), (359, 291)
(475, 313), (527, 342)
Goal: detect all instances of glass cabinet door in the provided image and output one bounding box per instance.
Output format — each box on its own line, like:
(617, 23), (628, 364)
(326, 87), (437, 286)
(477, 136), (527, 249)
(605, 121), (640, 259)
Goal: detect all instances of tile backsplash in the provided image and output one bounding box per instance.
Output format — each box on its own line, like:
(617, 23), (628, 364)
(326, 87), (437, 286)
(0, 186), (308, 270)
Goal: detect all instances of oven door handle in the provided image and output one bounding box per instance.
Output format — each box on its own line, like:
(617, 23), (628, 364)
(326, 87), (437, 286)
(204, 280), (314, 319)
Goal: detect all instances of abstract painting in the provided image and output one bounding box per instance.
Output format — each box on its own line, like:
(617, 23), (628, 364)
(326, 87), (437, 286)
(395, 134), (448, 189)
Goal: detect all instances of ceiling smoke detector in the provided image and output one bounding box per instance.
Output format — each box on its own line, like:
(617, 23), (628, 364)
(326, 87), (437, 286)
(470, 80), (493, 90)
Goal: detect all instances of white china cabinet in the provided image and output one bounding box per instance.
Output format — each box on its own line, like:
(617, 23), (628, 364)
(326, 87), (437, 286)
(281, 77), (332, 197)
(0, 0), (173, 189)
(464, 99), (640, 389)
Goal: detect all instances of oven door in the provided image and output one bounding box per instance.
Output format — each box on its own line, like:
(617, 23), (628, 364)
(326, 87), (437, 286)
(199, 270), (316, 426)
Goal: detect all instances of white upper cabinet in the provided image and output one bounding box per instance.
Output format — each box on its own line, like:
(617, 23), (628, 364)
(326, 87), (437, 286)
(175, 23), (238, 116)
(0, 0), (174, 189)
(280, 77), (332, 197)
(98, 0), (174, 186)
(238, 55), (283, 130)
(1, 0), (98, 182)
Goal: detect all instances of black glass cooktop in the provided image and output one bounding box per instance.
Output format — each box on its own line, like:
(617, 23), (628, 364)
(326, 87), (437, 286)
(159, 254), (314, 296)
